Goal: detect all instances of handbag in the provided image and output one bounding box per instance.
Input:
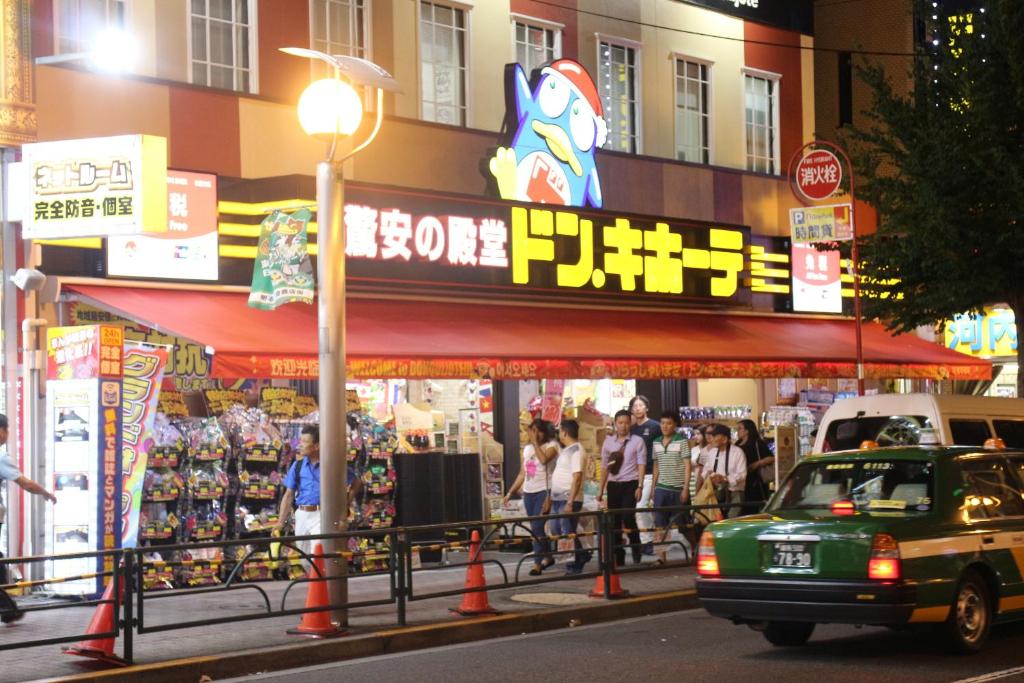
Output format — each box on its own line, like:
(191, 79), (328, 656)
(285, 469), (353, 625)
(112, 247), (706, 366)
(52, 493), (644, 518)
(692, 477), (722, 526)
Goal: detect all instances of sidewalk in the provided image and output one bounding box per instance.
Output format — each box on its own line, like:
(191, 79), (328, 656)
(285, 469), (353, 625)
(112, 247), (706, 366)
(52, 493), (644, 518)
(2, 548), (697, 683)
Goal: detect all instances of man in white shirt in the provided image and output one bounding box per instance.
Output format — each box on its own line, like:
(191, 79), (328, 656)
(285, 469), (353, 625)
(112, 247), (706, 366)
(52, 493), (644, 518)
(548, 420), (590, 575)
(695, 423), (747, 519)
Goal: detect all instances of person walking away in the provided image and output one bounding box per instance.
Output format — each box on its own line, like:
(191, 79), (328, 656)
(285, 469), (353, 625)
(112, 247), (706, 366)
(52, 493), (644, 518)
(695, 424), (747, 519)
(277, 425), (346, 562)
(0, 413), (58, 624)
(650, 411), (691, 564)
(549, 420), (590, 575)
(503, 418), (559, 575)
(736, 419), (774, 515)
(629, 396), (659, 556)
(597, 410), (646, 566)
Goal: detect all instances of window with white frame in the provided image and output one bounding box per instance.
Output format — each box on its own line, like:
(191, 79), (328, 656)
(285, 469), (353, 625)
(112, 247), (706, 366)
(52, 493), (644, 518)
(310, 0), (367, 59)
(420, 1), (468, 126)
(598, 39), (639, 153)
(190, 0), (256, 93)
(54, 0), (126, 55)
(675, 58), (710, 164)
(513, 18), (561, 74)
(744, 73), (779, 174)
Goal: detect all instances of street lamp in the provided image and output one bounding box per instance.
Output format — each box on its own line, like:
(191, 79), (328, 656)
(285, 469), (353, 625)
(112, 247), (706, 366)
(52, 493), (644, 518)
(280, 47), (399, 627)
(35, 28), (137, 73)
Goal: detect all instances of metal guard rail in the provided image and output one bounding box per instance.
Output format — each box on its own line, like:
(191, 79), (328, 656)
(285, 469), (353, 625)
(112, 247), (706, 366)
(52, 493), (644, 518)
(0, 499), (758, 662)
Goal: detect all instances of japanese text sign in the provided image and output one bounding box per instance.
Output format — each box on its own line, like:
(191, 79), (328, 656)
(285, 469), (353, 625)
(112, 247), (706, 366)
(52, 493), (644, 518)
(794, 149), (842, 201)
(790, 204), (853, 243)
(46, 324), (123, 381)
(945, 309), (1017, 358)
(342, 186), (750, 307)
(108, 170), (219, 281)
(22, 135), (168, 239)
(791, 243), (842, 314)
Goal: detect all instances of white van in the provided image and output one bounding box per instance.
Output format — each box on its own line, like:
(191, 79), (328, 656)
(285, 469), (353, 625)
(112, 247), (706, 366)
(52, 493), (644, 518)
(812, 393), (1024, 453)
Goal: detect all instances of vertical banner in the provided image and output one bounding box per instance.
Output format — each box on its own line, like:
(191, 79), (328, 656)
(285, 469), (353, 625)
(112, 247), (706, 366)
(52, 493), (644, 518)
(248, 209), (315, 310)
(120, 344), (169, 548)
(44, 324), (124, 596)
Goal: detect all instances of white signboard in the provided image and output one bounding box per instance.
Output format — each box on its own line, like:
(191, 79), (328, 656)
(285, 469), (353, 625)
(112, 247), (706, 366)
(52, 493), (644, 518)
(108, 171), (219, 281)
(791, 243), (842, 314)
(44, 379), (99, 596)
(21, 134), (168, 239)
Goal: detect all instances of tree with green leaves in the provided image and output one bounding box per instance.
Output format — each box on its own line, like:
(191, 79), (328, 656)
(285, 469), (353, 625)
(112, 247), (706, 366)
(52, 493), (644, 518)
(843, 0), (1024, 395)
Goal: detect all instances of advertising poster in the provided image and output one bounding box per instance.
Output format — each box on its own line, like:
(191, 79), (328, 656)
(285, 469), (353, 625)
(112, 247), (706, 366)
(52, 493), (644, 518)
(791, 243), (842, 314)
(120, 344), (169, 548)
(540, 379), (565, 425)
(248, 209), (315, 310)
(44, 324), (124, 596)
(108, 170), (218, 281)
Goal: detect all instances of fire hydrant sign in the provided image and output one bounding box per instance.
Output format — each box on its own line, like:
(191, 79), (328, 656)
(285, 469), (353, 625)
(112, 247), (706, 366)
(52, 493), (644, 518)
(794, 149), (842, 201)
(21, 134), (168, 239)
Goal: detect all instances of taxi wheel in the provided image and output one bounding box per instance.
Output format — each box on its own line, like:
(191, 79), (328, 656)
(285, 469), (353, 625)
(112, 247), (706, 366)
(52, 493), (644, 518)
(763, 621), (816, 647)
(942, 569), (992, 654)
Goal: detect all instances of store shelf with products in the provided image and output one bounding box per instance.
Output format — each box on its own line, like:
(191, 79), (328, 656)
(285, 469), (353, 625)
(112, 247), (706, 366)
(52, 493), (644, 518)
(764, 406), (817, 459)
(348, 414), (399, 573)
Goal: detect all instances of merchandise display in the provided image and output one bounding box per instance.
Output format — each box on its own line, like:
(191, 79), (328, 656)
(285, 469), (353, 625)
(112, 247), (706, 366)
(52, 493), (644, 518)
(347, 414), (398, 572)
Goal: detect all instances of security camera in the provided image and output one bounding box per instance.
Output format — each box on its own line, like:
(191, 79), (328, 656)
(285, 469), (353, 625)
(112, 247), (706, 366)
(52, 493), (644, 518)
(9, 268), (46, 292)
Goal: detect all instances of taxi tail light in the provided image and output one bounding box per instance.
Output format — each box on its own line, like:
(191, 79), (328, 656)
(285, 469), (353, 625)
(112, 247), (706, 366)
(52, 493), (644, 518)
(830, 500), (856, 516)
(696, 532), (720, 577)
(867, 533), (901, 581)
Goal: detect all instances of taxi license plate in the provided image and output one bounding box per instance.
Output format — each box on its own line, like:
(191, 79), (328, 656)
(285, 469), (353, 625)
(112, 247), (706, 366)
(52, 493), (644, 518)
(771, 542), (813, 568)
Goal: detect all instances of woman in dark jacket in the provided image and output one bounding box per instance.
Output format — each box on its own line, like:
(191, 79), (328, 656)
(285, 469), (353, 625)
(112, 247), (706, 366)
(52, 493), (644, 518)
(736, 419), (774, 515)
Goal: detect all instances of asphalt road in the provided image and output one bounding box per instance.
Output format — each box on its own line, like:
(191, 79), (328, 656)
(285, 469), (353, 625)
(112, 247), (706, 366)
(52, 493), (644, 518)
(225, 609), (1024, 683)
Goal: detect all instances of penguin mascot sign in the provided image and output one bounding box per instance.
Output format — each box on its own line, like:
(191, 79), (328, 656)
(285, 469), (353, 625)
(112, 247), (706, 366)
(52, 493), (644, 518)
(487, 59), (607, 209)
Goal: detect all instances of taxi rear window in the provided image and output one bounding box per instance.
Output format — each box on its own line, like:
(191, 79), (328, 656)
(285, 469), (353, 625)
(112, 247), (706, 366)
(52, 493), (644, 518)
(823, 415), (933, 452)
(768, 459), (934, 513)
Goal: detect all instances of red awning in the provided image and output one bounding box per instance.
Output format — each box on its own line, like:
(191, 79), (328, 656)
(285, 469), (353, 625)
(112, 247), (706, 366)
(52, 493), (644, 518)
(63, 283), (990, 381)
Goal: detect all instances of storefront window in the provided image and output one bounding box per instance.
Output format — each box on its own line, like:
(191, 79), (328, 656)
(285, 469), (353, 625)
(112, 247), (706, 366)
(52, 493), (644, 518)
(54, 0), (126, 55)
(419, 1), (468, 127)
(675, 58), (710, 164)
(189, 0), (256, 93)
(513, 18), (560, 74)
(598, 39), (639, 153)
(744, 72), (779, 174)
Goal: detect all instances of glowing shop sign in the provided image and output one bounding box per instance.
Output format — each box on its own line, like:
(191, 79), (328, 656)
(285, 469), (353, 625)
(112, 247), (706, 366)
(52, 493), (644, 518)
(341, 185), (748, 303)
(488, 59), (606, 208)
(945, 308), (1017, 358)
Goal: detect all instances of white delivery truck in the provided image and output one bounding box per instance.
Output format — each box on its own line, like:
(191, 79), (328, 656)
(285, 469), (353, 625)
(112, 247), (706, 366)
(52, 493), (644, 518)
(812, 393), (1024, 453)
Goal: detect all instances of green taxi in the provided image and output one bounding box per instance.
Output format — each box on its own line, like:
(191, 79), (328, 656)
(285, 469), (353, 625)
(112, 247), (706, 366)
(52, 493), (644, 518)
(695, 445), (1024, 653)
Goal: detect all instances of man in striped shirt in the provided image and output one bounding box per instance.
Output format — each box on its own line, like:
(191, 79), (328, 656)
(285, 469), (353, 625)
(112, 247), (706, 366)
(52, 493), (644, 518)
(650, 411), (691, 565)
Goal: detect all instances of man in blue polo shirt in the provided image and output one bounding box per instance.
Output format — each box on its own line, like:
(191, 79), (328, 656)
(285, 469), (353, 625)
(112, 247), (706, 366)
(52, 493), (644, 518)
(277, 425), (324, 559)
(1, 413), (57, 624)
(276, 425), (359, 559)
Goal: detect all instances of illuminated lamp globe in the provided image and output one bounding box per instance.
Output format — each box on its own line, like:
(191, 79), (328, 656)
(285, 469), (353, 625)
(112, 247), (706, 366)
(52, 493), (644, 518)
(296, 78), (363, 137)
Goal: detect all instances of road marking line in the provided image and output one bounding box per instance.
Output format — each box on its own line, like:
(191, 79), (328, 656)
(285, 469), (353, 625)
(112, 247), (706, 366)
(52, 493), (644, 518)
(951, 665), (1024, 682)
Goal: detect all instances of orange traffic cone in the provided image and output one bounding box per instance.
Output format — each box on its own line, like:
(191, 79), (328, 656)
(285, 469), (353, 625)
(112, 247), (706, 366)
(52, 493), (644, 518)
(450, 530), (498, 616)
(287, 543), (345, 638)
(64, 578), (128, 666)
(589, 534), (629, 599)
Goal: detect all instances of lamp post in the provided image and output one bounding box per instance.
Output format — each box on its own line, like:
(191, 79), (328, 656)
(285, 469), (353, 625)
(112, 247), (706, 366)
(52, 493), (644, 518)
(281, 48), (399, 626)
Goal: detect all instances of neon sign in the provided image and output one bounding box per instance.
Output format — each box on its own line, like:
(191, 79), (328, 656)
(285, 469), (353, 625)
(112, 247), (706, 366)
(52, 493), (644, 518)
(341, 185), (750, 306)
